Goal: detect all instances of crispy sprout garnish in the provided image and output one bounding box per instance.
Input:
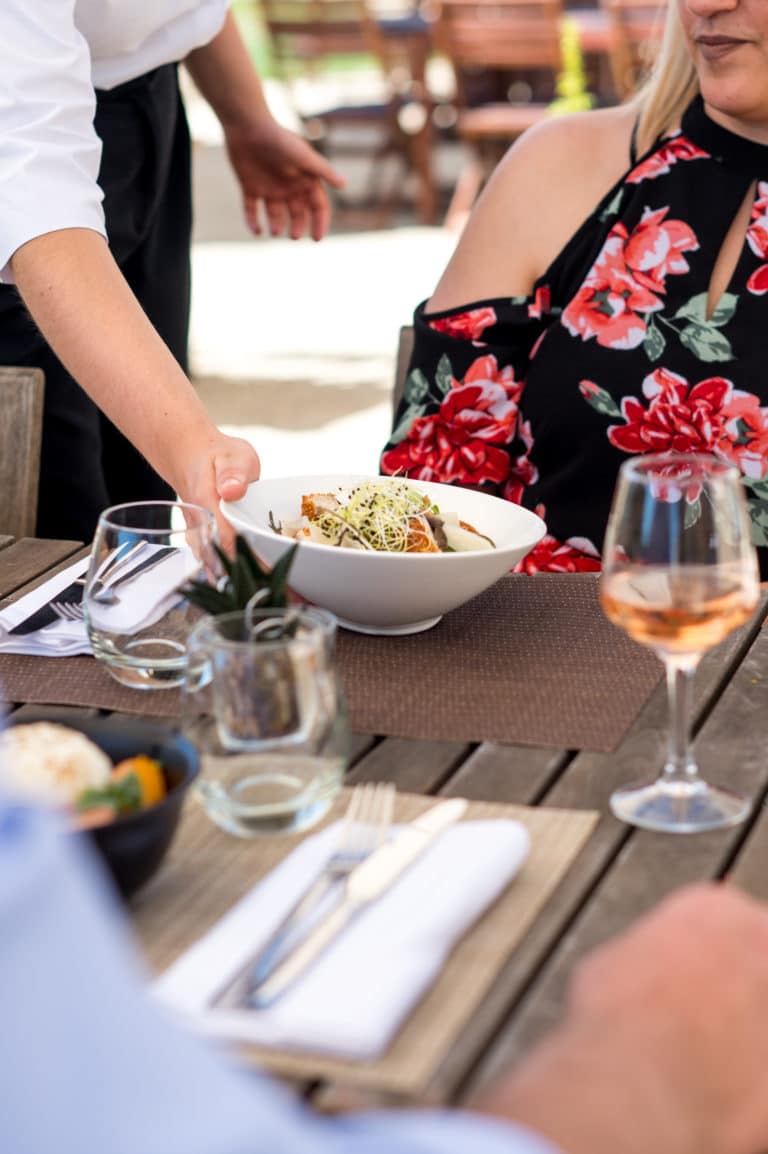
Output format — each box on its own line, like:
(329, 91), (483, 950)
(314, 480), (430, 552)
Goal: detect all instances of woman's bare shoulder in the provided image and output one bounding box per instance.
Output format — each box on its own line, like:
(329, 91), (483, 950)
(428, 104), (637, 312)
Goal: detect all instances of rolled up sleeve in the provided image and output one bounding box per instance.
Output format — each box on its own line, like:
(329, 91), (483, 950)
(0, 0), (106, 282)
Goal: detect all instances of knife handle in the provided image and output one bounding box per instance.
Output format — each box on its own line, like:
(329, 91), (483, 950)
(248, 901), (353, 1007)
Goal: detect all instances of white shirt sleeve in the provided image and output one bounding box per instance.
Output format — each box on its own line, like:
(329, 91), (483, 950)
(0, 0), (106, 283)
(0, 794), (565, 1154)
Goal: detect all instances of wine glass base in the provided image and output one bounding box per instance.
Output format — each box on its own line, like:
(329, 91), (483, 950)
(610, 778), (752, 834)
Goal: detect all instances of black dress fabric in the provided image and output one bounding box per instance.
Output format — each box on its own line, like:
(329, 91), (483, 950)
(381, 97), (768, 574)
(0, 63), (189, 542)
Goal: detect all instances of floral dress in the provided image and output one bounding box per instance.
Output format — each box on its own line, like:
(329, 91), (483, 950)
(380, 97), (768, 575)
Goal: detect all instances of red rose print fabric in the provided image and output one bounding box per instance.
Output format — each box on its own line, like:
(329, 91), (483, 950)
(514, 505), (601, 574)
(747, 182), (768, 295)
(626, 134), (709, 184)
(561, 207), (698, 350)
(582, 366), (768, 481)
(381, 352), (523, 487)
(429, 306), (498, 343)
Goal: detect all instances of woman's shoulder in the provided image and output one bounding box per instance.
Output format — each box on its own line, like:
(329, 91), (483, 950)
(506, 102), (638, 165)
(428, 104), (637, 312)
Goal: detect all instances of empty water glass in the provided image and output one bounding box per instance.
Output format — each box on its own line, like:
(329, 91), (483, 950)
(84, 501), (219, 690)
(182, 608), (347, 837)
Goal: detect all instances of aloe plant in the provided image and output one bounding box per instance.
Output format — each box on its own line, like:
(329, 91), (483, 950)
(182, 535), (299, 617)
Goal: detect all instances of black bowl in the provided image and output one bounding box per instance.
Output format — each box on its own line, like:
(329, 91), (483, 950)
(6, 711), (199, 899)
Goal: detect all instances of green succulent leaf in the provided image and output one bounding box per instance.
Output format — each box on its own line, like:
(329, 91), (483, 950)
(266, 544), (299, 607)
(184, 579), (231, 614)
(181, 536), (299, 617)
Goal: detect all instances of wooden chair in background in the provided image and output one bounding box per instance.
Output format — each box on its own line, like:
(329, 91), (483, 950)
(257, 0), (435, 219)
(434, 0), (563, 228)
(392, 322), (415, 415)
(600, 0), (666, 100)
(0, 367), (44, 538)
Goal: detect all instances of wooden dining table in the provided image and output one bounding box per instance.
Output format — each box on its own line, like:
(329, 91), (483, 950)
(4, 533), (768, 1113)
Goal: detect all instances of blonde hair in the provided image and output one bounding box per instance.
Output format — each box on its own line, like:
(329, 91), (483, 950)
(631, 2), (699, 155)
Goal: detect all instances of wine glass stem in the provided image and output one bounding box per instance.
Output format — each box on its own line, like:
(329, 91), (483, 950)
(663, 655), (699, 782)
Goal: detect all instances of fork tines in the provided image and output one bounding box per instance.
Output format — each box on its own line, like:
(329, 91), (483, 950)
(50, 601), (85, 621)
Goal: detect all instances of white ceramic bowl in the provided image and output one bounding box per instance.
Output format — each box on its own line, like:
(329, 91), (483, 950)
(221, 475), (546, 635)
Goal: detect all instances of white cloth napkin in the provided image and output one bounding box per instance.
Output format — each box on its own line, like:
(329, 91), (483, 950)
(0, 557), (91, 656)
(0, 548), (199, 657)
(85, 547), (199, 636)
(154, 817), (530, 1060)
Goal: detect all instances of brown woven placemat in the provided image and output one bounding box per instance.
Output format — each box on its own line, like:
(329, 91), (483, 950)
(0, 574), (661, 751)
(336, 573), (661, 752)
(0, 654), (181, 718)
(133, 789), (598, 1097)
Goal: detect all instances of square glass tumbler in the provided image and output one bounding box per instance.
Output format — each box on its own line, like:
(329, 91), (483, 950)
(181, 608), (347, 836)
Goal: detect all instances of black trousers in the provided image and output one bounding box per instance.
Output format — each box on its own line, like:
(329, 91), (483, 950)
(0, 63), (192, 542)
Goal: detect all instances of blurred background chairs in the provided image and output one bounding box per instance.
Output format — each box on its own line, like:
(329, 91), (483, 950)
(219, 0), (667, 228)
(258, 0), (437, 220)
(599, 0), (666, 101)
(432, 0), (564, 226)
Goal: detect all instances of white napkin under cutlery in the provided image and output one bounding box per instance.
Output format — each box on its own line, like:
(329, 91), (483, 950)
(154, 816), (530, 1060)
(0, 549), (198, 657)
(0, 557), (91, 656)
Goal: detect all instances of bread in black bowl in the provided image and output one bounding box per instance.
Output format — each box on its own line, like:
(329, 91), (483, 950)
(4, 710), (199, 899)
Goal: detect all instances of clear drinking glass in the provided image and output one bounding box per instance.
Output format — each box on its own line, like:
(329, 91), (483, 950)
(84, 501), (219, 690)
(600, 453), (760, 833)
(181, 608), (347, 837)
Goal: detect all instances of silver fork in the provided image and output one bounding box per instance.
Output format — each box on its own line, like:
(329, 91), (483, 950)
(245, 781), (396, 992)
(50, 601), (85, 621)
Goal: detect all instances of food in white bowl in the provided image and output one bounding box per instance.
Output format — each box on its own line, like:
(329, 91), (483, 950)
(222, 475), (546, 635)
(277, 478), (495, 553)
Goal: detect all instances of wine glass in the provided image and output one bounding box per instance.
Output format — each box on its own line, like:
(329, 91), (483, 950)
(600, 453), (760, 833)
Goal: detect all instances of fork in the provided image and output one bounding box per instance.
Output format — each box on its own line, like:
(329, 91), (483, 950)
(50, 601), (85, 622)
(245, 781), (396, 991)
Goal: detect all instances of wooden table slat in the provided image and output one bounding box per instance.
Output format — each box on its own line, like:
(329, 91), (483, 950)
(0, 538), (85, 602)
(441, 743), (571, 806)
(346, 736), (474, 795)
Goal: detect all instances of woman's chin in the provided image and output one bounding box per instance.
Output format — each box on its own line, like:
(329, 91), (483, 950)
(701, 87), (768, 143)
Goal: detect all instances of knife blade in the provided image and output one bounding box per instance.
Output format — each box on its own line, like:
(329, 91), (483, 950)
(247, 797), (468, 1007)
(8, 578), (85, 635)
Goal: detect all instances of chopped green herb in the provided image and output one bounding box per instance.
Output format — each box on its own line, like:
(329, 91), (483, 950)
(77, 772), (142, 815)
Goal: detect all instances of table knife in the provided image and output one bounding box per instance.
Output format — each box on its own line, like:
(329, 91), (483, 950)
(247, 797), (468, 1007)
(8, 577), (86, 635)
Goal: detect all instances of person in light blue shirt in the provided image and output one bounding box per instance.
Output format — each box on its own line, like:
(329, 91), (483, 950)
(4, 791), (768, 1154)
